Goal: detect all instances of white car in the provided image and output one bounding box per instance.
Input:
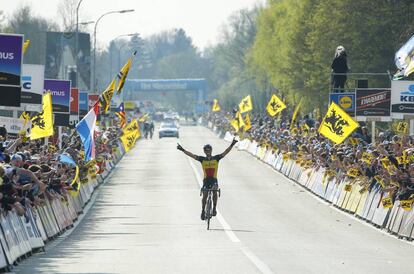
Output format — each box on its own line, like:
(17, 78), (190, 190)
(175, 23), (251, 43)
(159, 122), (179, 138)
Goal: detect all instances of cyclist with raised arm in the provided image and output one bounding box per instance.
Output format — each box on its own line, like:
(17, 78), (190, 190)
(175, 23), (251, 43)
(177, 138), (238, 220)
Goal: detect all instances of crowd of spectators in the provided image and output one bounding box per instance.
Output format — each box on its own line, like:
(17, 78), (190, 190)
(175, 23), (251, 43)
(0, 119), (123, 219)
(204, 111), (414, 203)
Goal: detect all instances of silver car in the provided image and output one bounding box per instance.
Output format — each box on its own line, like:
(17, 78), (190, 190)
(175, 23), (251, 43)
(159, 122), (179, 138)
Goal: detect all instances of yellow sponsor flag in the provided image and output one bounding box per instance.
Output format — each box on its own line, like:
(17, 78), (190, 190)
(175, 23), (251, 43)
(239, 95), (253, 113)
(30, 93), (54, 140)
(116, 51), (136, 95)
(318, 102), (359, 144)
(244, 113), (252, 131)
(266, 94), (286, 117)
(99, 78), (116, 114)
(291, 98), (303, 125)
(212, 99), (221, 112)
(23, 39), (30, 54)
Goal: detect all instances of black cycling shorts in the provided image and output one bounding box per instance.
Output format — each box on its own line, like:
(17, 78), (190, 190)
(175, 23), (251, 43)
(202, 178), (218, 190)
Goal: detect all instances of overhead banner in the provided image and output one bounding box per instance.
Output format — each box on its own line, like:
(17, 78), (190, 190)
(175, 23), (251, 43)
(79, 92), (88, 119)
(44, 79), (71, 113)
(329, 92), (355, 117)
(391, 81), (414, 118)
(0, 33), (23, 107)
(356, 89), (391, 118)
(21, 64), (44, 107)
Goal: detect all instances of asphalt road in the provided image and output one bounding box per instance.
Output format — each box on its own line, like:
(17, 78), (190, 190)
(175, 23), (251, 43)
(13, 126), (414, 274)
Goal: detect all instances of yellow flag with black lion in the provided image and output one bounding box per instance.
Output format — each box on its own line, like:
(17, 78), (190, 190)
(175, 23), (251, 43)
(318, 102), (359, 144)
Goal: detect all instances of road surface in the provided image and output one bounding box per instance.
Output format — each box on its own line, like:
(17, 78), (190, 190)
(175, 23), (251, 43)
(13, 126), (414, 274)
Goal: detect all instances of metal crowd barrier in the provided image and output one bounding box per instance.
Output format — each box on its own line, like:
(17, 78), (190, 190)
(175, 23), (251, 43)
(0, 150), (125, 271)
(205, 122), (414, 241)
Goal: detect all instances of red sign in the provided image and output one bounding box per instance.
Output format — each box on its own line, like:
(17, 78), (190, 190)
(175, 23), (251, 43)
(70, 88), (79, 114)
(88, 94), (99, 110)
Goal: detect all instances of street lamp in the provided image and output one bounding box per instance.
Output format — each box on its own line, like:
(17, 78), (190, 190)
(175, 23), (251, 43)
(93, 9), (135, 93)
(109, 33), (138, 78)
(75, 0), (85, 90)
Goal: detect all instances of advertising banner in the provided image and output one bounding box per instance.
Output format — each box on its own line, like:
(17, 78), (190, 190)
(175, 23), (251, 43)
(21, 64), (44, 106)
(79, 92), (88, 119)
(54, 113), (70, 127)
(391, 81), (414, 118)
(69, 88), (79, 128)
(0, 33), (23, 106)
(356, 89), (391, 117)
(44, 79), (71, 113)
(70, 88), (79, 114)
(88, 94), (99, 110)
(329, 92), (355, 116)
(0, 116), (25, 135)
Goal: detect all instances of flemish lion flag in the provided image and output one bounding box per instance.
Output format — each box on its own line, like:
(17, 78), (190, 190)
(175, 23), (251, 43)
(123, 119), (140, 137)
(230, 112), (245, 132)
(237, 111), (245, 129)
(266, 94), (286, 117)
(23, 39), (30, 54)
(244, 113), (252, 131)
(20, 111), (31, 127)
(99, 78), (116, 113)
(120, 131), (139, 153)
(30, 93), (54, 140)
(291, 98), (303, 125)
(117, 51), (137, 94)
(239, 95), (253, 113)
(139, 113), (149, 122)
(318, 102), (359, 144)
(212, 99), (221, 112)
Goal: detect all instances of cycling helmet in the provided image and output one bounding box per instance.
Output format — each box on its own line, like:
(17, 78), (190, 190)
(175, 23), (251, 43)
(203, 144), (212, 150)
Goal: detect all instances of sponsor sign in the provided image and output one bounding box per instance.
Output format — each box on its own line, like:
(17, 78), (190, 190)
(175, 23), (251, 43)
(0, 33), (23, 106)
(21, 64), (44, 105)
(79, 92), (88, 119)
(391, 81), (414, 117)
(329, 92), (355, 116)
(88, 94), (99, 109)
(69, 88), (79, 128)
(54, 113), (70, 127)
(44, 79), (71, 113)
(0, 116), (25, 135)
(356, 89), (391, 117)
(124, 101), (136, 110)
(70, 88), (79, 114)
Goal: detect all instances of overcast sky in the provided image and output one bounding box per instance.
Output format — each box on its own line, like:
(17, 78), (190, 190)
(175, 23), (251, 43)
(2, 0), (263, 50)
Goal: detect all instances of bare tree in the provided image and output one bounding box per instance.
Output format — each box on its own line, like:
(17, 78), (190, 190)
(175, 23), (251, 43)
(58, 0), (77, 31)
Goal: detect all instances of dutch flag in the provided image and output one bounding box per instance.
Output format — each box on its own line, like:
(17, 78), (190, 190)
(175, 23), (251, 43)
(76, 103), (100, 161)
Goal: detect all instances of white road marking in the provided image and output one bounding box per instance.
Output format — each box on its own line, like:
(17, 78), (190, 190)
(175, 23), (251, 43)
(188, 158), (274, 274)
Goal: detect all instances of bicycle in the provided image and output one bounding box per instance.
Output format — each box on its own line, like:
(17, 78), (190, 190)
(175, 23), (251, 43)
(200, 188), (221, 230)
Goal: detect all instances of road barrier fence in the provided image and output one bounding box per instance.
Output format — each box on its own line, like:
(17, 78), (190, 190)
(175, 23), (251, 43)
(204, 120), (414, 241)
(0, 148), (125, 271)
